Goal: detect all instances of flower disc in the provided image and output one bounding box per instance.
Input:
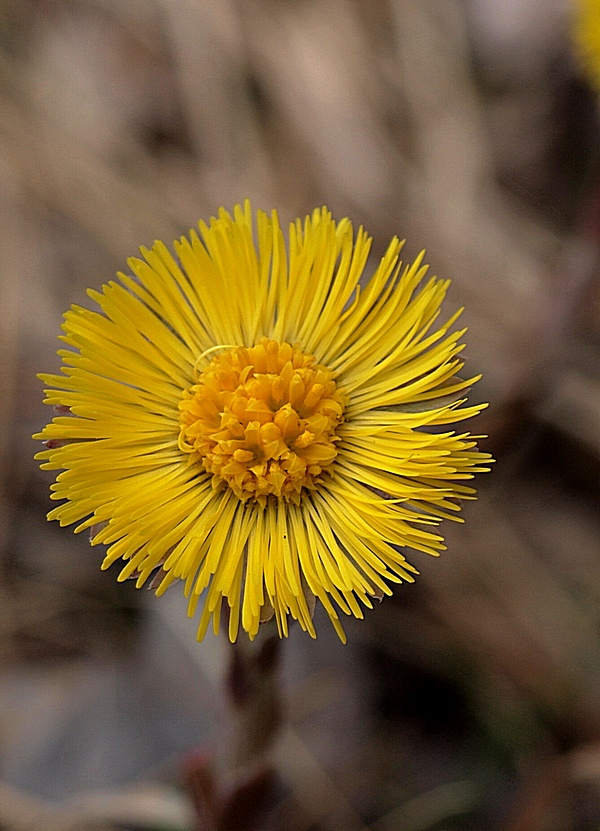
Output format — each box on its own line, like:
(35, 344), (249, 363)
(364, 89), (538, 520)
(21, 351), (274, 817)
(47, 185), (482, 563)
(179, 339), (345, 505)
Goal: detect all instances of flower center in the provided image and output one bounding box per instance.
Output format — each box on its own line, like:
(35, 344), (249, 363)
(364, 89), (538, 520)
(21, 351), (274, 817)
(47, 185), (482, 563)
(179, 338), (345, 504)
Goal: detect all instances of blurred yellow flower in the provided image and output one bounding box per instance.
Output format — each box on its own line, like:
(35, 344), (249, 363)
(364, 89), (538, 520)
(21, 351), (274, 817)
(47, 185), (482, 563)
(35, 202), (492, 642)
(573, 0), (600, 91)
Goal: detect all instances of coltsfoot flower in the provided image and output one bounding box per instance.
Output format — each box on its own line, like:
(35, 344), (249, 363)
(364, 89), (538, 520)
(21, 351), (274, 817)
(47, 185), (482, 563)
(35, 202), (492, 642)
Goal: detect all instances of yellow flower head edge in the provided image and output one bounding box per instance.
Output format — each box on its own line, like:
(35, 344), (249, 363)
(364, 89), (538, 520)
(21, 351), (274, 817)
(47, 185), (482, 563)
(573, 0), (600, 92)
(34, 202), (493, 643)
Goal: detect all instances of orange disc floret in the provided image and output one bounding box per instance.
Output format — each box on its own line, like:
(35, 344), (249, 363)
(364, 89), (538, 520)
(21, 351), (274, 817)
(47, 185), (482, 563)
(179, 339), (346, 505)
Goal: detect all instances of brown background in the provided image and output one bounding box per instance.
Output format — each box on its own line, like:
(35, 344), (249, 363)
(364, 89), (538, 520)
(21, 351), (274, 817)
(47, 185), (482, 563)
(1, 1), (599, 829)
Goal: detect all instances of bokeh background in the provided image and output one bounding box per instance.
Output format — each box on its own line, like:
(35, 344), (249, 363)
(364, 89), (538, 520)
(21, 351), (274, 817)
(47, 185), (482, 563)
(1, 1), (600, 829)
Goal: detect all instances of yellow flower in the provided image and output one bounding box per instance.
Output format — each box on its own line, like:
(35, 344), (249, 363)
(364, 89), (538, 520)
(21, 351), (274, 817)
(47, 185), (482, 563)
(573, 0), (600, 91)
(35, 203), (492, 643)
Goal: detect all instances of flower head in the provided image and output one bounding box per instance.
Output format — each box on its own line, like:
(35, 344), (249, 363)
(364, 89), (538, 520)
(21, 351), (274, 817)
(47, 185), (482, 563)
(573, 0), (600, 92)
(35, 202), (492, 642)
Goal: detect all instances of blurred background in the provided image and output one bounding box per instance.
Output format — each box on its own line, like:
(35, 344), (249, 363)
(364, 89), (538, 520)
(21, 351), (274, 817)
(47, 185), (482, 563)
(1, 0), (600, 829)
